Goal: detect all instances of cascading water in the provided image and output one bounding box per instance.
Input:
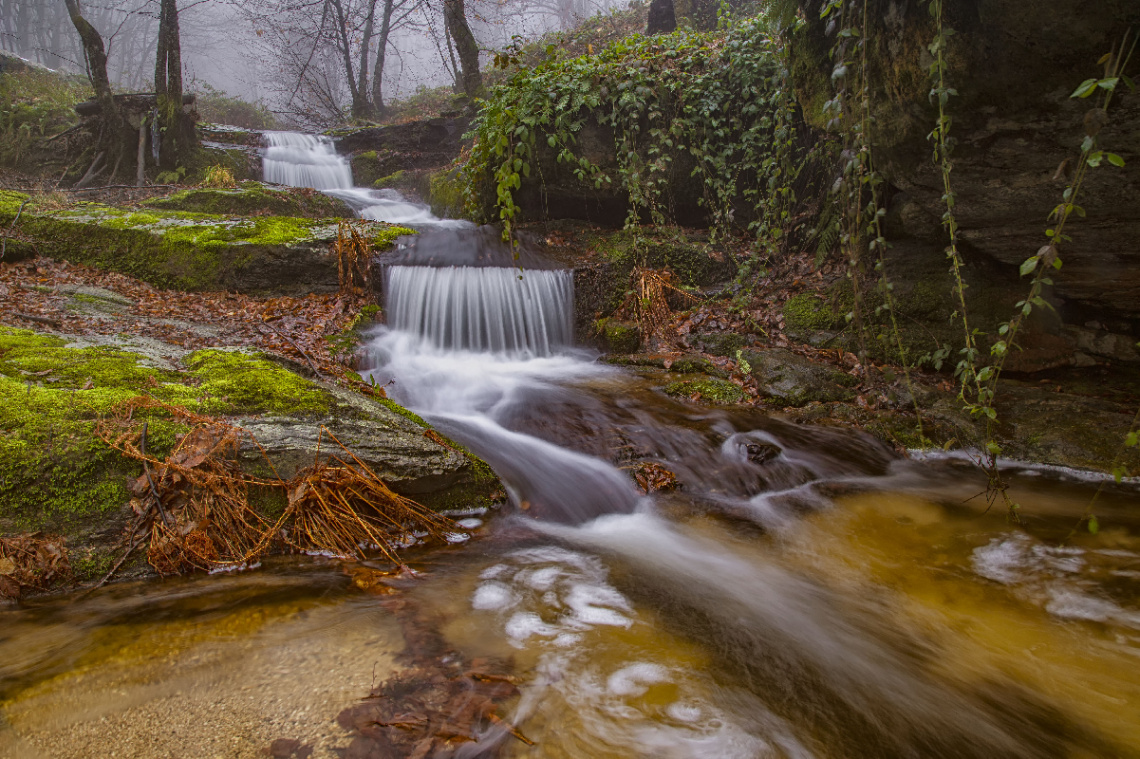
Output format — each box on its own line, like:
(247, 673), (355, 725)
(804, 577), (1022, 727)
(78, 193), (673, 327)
(261, 130), (466, 227)
(110, 128), (1130, 758)
(262, 131), (353, 190)
(385, 266), (573, 355)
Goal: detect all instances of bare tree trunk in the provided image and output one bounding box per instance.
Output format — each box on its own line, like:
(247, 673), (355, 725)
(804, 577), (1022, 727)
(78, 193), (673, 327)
(329, 0), (363, 118)
(370, 0), (396, 112)
(63, 0), (128, 178)
(442, 0), (482, 99)
(154, 0), (185, 171)
(353, 0), (377, 118)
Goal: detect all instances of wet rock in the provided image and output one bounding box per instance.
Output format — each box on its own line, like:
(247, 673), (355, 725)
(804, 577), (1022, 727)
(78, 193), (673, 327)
(595, 318), (641, 353)
(266, 738), (312, 758)
(334, 117), (471, 176)
(792, 0), (1140, 323)
(743, 349), (858, 406)
(686, 331), (747, 357)
(746, 442), (781, 464)
(1062, 325), (1140, 364)
(234, 383), (500, 511)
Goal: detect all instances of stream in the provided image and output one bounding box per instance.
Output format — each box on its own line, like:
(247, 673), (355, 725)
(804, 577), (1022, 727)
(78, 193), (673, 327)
(2, 133), (1138, 759)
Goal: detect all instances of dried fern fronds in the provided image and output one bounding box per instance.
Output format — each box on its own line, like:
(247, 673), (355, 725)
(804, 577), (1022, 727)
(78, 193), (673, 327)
(616, 266), (701, 349)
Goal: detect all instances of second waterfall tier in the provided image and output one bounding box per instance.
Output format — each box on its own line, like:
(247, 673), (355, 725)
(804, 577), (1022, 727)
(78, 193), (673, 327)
(384, 265), (574, 356)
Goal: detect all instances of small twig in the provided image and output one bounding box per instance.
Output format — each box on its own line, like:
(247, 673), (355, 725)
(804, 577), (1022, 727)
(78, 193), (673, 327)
(13, 312), (62, 328)
(259, 322), (327, 379)
(1, 199), (31, 261)
(83, 509), (149, 596)
(140, 420), (170, 526)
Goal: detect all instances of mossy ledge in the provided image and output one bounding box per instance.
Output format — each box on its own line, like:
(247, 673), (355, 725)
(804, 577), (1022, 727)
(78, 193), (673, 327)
(144, 182), (355, 219)
(0, 190), (413, 296)
(0, 326), (500, 587)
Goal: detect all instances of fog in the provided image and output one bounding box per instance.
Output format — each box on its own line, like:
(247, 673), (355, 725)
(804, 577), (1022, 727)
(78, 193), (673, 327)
(0, 0), (628, 128)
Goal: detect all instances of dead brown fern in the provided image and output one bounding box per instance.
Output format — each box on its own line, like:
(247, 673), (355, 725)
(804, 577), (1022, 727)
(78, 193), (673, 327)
(95, 397), (460, 577)
(335, 220), (374, 294)
(615, 267), (701, 349)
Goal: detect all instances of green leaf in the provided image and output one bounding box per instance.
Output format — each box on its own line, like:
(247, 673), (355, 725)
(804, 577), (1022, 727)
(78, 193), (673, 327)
(1088, 515), (1099, 534)
(1019, 256), (1039, 276)
(1107, 153), (1125, 167)
(1071, 78), (1098, 98)
(1097, 77), (1119, 92)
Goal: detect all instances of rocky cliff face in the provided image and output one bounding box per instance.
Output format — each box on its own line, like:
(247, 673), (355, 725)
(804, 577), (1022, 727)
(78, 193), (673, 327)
(795, 0), (1140, 358)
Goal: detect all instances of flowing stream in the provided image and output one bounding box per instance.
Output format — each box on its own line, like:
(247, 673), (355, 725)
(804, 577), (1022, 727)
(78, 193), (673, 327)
(261, 130), (467, 228)
(2, 134), (1139, 758)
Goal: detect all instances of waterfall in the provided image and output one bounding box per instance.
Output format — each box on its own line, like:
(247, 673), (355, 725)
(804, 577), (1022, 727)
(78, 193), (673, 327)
(385, 266), (574, 356)
(262, 131), (353, 190)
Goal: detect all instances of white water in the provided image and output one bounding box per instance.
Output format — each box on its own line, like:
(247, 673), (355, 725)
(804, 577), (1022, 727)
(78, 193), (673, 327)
(262, 132), (353, 190)
(261, 130), (466, 227)
(385, 265), (574, 355)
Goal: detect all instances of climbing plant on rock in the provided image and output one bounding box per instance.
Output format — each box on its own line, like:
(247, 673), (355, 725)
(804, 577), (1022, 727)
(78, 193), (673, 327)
(463, 16), (802, 250)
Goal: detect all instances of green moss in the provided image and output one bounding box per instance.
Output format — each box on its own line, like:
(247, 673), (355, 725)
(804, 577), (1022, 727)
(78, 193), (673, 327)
(428, 167), (467, 219)
(376, 396), (429, 428)
(373, 170), (406, 188)
(0, 328), (194, 532)
(374, 225), (416, 250)
(185, 349), (331, 415)
(783, 292), (847, 332)
(596, 318), (641, 353)
(663, 378), (744, 404)
(145, 185), (353, 219)
(350, 151), (382, 186)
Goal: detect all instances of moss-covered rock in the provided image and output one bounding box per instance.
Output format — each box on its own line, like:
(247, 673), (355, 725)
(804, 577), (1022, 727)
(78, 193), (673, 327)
(686, 331), (747, 357)
(743, 348), (858, 407)
(663, 377), (744, 404)
(783, 292), (847, 333)
(0, 326), (501, 587)
(591, 226), (736, 287)
(144, 183), (353, 219)
(428, 167), (467, 219)
(0, 190), (411, 296)
(595, 318), (641, 353)
(373, 170), (406, 189)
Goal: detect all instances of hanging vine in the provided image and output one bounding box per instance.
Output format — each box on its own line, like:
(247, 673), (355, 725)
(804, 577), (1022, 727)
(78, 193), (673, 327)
(463, 17), (803, 251)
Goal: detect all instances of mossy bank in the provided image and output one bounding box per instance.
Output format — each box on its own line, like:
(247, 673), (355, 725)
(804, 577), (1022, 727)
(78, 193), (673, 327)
(0, 190), (412, 296)
(0, 326), (500, 586)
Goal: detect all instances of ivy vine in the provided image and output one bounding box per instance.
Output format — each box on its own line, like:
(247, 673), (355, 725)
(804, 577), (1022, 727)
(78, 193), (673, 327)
(462, 16), (802, 255)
